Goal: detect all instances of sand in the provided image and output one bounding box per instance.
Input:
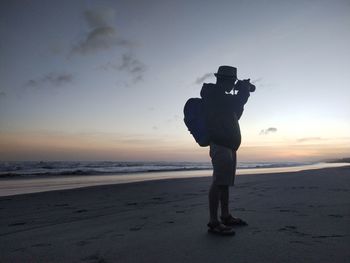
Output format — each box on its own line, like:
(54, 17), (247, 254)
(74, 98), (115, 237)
(0, 166), (349, 263)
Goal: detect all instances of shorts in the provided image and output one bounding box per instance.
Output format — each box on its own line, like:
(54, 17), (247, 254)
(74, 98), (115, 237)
(209, 142), (237, 186)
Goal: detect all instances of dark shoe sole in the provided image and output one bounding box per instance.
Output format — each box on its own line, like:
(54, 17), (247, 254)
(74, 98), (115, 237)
(223, 222), (248, 227)
(221, 216), (248, 227)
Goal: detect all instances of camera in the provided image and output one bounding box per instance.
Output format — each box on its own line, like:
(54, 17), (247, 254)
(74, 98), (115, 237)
(234, 79), (256, 92)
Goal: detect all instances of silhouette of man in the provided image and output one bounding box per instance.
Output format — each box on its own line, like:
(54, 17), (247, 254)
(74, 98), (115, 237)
(200, 65), (251, 235)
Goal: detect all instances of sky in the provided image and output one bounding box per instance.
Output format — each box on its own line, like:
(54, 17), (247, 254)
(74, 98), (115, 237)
(0, 0), (349, 162)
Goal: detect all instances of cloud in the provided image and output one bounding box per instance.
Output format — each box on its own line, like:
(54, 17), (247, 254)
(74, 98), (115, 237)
(72, 7), (147, 83)
(71, 8), (132, 55)
(260, 127), (278, 135)
(297, 137), (326, 143)
(97, 61), (118, 71)
(195, 73), (213, 84)
(119, 53), (146, 82)
(84, 8), (115, 28)
(0, 91), (6, 98)
(25, 73), (74, 88)
(98, 53), (146, 82)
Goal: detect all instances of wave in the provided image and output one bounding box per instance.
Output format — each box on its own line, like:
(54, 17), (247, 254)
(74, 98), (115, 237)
(238, 161), (314, 169)
(0, 161), (316, 178)
(0, 161), (212, 177)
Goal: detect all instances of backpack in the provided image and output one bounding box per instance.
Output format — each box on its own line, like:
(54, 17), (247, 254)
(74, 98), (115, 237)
(183, 98), (210, 147)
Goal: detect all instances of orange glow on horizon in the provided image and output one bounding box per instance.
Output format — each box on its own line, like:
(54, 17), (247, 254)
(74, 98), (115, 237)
(1, 131), (349, 162)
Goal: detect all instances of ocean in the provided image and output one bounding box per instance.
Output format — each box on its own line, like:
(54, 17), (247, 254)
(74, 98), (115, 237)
(1, 161), (349, 196)
(0, 160), (317, 177)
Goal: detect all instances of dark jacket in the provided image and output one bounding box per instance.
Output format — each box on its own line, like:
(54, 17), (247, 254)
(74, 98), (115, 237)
(200, 83), (250, 150)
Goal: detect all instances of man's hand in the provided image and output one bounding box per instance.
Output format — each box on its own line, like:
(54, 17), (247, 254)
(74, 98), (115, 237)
(235, 79), (255, 92)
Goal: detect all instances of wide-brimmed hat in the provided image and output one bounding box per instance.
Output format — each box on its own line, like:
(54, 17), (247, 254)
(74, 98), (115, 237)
(214, 65), (237, 78)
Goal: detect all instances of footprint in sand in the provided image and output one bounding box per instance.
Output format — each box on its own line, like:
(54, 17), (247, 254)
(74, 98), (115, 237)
(328, 214), (344, 218)
(251, 229), (262, 235)
(82, 253), (107, 263)
(54, 203), (69, 207)
(279, 209), (298, 213)
(296, 213), (308, 217)
(126, 202), (138, 206)
(129, 226), (143, 231)
(272, 206), (282, 209)
(32, 243), (52, 247)
(289, 240), (306, 244)
(112, 233), (125, 237)
(312, 234), (345, 239)
(87, 236), (100, 241)
(12, 247), (26, 252)
(280, 225), (297, 230)
(152, 197), (164, 201)
(278, 225), (309, 237)
(74, 209), (88, 213)
(8, 222), (26, 227)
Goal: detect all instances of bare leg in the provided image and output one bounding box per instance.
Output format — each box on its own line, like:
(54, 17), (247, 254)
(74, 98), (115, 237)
(209, 183), (220, 223)
(219, 185), (229, 218)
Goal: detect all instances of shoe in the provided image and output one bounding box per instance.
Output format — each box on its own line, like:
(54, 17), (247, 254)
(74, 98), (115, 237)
(207, 221), (235, 236)
(220, 214), (248, 226)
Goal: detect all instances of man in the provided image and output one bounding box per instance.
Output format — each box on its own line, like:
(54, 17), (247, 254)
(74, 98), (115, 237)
(200, 65), (251, 235)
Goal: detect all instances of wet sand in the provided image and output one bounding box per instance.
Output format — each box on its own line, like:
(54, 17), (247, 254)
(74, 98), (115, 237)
(0, 166), (349, 262)
(1, 162), (347, 197)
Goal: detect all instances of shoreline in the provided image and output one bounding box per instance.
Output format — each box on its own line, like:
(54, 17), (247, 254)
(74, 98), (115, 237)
(0, 163), (350, 197)
(1, 161), (348, 178)
(0, 162), (349, 197)
(1, 166), (349, 262)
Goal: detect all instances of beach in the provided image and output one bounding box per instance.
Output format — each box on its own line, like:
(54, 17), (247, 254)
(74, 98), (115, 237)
(1, 166), (349, 263)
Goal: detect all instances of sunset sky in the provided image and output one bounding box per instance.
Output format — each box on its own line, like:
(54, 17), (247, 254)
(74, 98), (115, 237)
(1, 0), (349, 162)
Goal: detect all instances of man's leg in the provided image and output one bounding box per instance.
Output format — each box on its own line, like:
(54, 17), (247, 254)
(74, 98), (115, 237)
(220, 150), (235, 218)
(208, 183), (220, 223)
(219, 185), (230, 218)
(207, 182), (235, 235)
(209, 184), (230, 221)
(208, 143), (233, 224)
